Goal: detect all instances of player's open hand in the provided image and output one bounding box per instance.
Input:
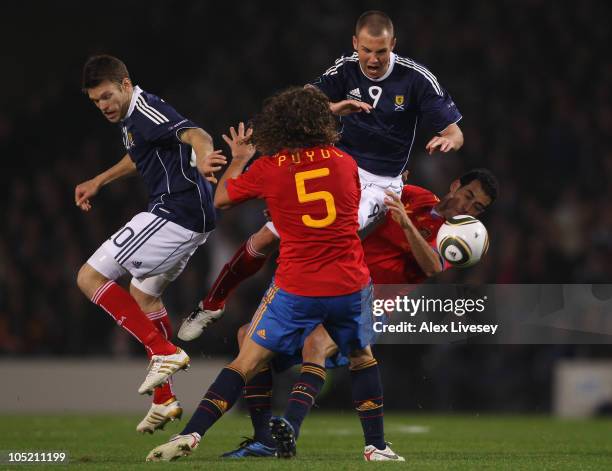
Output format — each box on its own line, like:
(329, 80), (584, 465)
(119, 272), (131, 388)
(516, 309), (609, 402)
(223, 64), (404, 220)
(222, 122), (256, 161)
(197, 150), (227, 184)
(384, 190), (412, 229)
(425, 136), (457, 155)
(329, 99), (372, 116)
(75, 179), (101, 212)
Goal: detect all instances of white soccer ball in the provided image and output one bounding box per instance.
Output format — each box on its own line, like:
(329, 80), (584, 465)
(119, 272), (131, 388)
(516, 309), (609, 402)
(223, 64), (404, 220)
(436, 215), (489, 268)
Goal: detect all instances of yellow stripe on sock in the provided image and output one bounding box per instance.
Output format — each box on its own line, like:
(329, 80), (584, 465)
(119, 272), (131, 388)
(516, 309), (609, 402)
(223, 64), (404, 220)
(350, 359), (378, 371)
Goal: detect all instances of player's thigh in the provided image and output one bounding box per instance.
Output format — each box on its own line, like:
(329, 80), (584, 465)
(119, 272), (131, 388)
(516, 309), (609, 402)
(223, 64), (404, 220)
(357, 169), (402, 230)
(247, 283), (325, 356)
(102, 212), (208, 282)
(323, 283), (375, 355)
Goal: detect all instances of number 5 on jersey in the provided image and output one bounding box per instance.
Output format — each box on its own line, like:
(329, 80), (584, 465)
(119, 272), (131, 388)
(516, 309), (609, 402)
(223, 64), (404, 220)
(295, 168), (337, 228)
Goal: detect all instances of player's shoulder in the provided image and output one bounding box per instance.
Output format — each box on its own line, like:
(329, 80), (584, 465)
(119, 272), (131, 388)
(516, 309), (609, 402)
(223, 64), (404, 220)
(402, 184), (440, 209)
(131, 88), (172, 126)
(393, 54), (443, 95)
(322, 51), (359, 76)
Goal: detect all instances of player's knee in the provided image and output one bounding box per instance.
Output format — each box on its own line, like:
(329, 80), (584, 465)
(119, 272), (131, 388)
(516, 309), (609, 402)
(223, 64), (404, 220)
(129, 283), (162, 312)
(348, 347), (374, 368)
(303, 328), (338, 364)
(251, 226), (279, 256)
(76, 263), (107, 299)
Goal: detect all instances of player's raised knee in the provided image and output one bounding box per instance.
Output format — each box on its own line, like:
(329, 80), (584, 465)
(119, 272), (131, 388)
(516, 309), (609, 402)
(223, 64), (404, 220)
(76, 263), (108, 299)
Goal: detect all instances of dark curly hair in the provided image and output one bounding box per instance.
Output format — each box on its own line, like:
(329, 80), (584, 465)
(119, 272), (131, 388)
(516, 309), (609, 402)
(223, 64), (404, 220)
(249, 86), (338, 155)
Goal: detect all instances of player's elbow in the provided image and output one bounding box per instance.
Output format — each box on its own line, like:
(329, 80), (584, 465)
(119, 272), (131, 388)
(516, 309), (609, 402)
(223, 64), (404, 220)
(213, 193), (232, 210)
(425, 261), (444, 278)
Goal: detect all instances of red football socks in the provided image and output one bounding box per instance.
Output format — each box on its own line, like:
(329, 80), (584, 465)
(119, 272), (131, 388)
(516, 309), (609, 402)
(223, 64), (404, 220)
(91, 281), (176, 356)
(202, 236), (268, 310)
(146, 307), (176, 404)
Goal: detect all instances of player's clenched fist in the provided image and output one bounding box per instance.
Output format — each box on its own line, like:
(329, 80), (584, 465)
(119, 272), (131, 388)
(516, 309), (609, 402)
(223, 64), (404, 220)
(74, 178), (101, 211)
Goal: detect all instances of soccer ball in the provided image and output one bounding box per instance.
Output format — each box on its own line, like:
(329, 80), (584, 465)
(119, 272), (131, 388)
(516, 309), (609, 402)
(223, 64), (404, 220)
(436, 215), (489, 268)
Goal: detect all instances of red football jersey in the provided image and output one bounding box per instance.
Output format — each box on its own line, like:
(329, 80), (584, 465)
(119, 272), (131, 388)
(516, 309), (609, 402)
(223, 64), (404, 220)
(226, 145), (370, 296)
(363, 185), (449, 284)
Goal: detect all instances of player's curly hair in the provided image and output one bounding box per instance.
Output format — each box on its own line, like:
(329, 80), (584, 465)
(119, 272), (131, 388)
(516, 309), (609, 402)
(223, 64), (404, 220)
(249, 86), (338, 155)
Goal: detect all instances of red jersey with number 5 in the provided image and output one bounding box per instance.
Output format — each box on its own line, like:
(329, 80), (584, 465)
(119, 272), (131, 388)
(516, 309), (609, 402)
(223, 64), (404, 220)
(226, 145), (370, 296)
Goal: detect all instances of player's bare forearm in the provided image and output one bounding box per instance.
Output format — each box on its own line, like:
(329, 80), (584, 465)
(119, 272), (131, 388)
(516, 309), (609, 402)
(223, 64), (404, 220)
(440, 123), (464, 150)
(426, 123), (464, 155)
(384, 190), (442, 277)
(329, 99), (372, 116)
(74, 154), (136, 211)
(400, 223), (443, 277)
(98, 153), (137, 186)
(214, 157), (250, 209)
(179, 128), (226, 183)
(179, 128), (213, 157)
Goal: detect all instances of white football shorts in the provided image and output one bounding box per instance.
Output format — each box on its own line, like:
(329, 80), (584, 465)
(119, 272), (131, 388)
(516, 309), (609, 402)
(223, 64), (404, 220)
(87, 212), (209, 297)
(265, 166), (403, 236)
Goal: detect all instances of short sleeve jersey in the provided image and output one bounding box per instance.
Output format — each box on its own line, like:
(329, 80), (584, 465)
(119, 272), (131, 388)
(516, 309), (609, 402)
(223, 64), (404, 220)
(362, 185), (449, 284)
(120, 86), (215, 233)
(312, 53), (462, 177)
(226, 146), (370, 296)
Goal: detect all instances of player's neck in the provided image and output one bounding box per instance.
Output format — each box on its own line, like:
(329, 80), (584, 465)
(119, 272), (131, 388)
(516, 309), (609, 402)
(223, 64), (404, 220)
(119, 88), (135, 120)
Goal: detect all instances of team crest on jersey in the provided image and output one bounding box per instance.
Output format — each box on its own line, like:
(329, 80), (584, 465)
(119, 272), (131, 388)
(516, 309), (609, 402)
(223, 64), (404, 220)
(394, 95), (405, 111)
(121, 126), (135, 150)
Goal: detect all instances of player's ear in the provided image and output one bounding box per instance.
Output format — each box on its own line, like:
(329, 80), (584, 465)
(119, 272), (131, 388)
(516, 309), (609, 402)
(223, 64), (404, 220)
(391, 36), (397, 51)
(450, 179), (461, 194)
(121, 77), (133, 91)
(352, 35), (358, 51)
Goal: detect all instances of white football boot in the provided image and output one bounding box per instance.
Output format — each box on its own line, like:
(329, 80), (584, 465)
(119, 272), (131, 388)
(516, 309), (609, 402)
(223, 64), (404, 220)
(136, 397), (183, 434)
(363, 444), (405, 461)
(138, 348), (190, 395)
(145, 432), (201, 461)
(178, 302), (225, 341)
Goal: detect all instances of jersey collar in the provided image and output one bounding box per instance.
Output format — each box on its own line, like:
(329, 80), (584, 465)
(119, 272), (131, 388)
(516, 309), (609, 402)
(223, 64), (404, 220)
(359, 52), (396, 82)
(123, 85), (143, 120)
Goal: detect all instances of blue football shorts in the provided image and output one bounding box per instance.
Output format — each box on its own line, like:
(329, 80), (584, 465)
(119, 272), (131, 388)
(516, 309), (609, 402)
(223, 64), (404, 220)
(247, 281), (374, 357)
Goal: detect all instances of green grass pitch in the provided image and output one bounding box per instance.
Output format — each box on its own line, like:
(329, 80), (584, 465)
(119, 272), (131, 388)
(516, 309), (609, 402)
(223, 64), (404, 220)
(1, 413), (611, 470)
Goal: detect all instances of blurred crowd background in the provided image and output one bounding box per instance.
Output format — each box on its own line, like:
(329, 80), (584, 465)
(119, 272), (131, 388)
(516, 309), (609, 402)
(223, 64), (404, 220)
(1, 0), (611, 411)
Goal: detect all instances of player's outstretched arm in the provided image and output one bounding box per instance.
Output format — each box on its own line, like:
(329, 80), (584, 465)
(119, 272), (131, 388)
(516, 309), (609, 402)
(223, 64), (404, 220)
(179, 128), (227, 184)
(384, 190), (443, 277)
(74, 153), (137, 211)
(425, 123), (464, 155)
(214, 123), (256, 209)
(329, 99), (373, 116)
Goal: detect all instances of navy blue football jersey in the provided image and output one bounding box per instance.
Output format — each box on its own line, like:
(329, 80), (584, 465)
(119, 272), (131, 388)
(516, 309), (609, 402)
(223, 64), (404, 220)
(312, 52), (462, 177)
(120, 86), (215, 233)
